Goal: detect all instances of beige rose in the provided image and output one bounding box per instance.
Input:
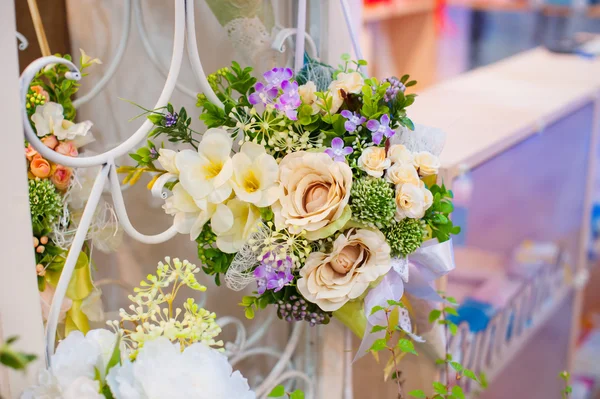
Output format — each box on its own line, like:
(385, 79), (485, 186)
(414, 151), (440, 176)
(298, 81), (320, 115)
(357, 147), (391, 178)
(273, 151), (352, 239)
(386, 163), (420, 186)
(297, 228), (391, 311)
(388, 144), (414, 166)
(395, 183), (433, 220)
(327, 72), (364, 114)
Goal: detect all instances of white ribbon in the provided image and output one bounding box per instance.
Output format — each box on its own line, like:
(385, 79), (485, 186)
(355, 239), (455, 361)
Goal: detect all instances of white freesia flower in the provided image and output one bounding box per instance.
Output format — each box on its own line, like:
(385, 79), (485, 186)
(176, 128), (233, 204)
(158, 148), (179, 175)
(388, 144), (414, 166)
(22, 330), (117, 399)
(107, 337), (255, 399)
(163, 184), (233, 240)
(231, 142), (279, 207)
(31, 102), (64, 137)
(395, 183), (433, 220)
(414, 151), (440, 176)
(215, 199), (260, 254)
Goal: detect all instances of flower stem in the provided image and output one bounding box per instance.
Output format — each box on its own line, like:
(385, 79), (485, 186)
(385, 309), (404, 398)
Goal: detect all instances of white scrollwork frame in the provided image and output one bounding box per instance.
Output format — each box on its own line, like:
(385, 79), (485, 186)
(20, 0), (363, 397)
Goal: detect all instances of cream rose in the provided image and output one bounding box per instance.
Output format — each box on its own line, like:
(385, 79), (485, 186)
(357, 147), (391, 178)
(414, 151), (440, 176)
(273, 151), (352, 240)
(298, 81), (320, 115)
(388, 144), (414, 166)
(385, 162), (420, 186)
(395, 183), (433, 220)
(297, 228), (391, 311)
(327, 72), (364, 114)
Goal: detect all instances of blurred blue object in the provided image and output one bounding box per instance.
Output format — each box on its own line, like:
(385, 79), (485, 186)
(448, 297), (496, 333)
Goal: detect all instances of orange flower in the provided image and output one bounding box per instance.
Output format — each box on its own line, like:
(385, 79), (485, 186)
(41, 135), (58, 150)
(25, 144), (38, 161)
(55, 141), (78, 157)
(51, 165), (73, 191)
(30, 154), (51, 178)
(31, 85), (50, 102)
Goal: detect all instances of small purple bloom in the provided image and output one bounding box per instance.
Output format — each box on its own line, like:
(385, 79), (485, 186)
(264, 67), (293, 88)
(383, 77), (406, 102)
(249, 82), (278, 105)
(266, 270), (294, 292)
(280, 80), (300, 105)
(366, 114), (394, 145)
(254, 254), (294, 294)
(324, 137), (353, 162)
(164, 112), (178, 128)
(340, 110), (366, 132)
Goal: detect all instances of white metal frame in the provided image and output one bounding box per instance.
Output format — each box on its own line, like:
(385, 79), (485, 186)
(19, 1), (364, 397)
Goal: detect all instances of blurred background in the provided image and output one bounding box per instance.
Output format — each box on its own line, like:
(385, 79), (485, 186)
(11, 0), (600, 398)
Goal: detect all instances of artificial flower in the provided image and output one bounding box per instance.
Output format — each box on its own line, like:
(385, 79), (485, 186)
(55, 119), (93, 141)
(366, 114), (394, 145)
(106, 337), (255, 399)
(328, 72), (364, 113)
(357, 147), (391, 178)
(324, 137), (353, 162)
(383, 76), (406, 102)
(273, 151), (352, 238)
(51, 165), (73, 191)
(164, 111), (178, 128)
(31, 102), (64, 137)
(157, 148), (179, 174)
(387, 144), (414, 166)
(248, 82), (278, 105)
(30, 154), (52, 178)
(79, 48), (103, 67)
(215, 199), (260, 253)
(414, 151), (441, 176)
(254, 255), (294, 295)
(42, 135), (59, 150)
(22, 329), (117, 399)
(275, 80), (301, 120)
(31, 85), (50, 102)
(340, 110), (366, 132)
(176, 128), (233, 204)
(230, 142), (279, 207)
(298, 81), (320, 114)
(385, 162), (420, 187)
(25, 144), (38, 161)
(394, 183), (433, 220)
(264, 67), (293, 88)
(297, 228), (391, 311)
(55, 141), (78, 157)
(39, 284), (72, 323)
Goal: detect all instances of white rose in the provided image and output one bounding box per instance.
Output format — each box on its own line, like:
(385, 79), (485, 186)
(298, 81), (320, 114)
(158, 148), (179, 174)
(297, 229), (391, 311)
(357, 147), (391, 178)
(414, 151), (440, 176)
(388, 144), (414, 166)
(327, 72), (364, 113)
(395, 183), (433, 220)
(107, 337), (255, 399)
(385, 163), (421, 187)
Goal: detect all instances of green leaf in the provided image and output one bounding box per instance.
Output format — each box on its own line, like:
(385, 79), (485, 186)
(370, 305), (385, 316)
(147, 114), (163, 125)
(432, 381), (447, 395)
(446, 296), (458, 305)
(450, 361), (463, 373)
(387, 299), (403, 307)
(290, 390), (305, 399)
(445, 307), (459, 317)
(408, 390), (426, 398)
(267, 385), (286, 397)
(449, 322), (458, 336)
(479, 372), (489, 388)
(369, 338), (388, 353)
(244, 307), (255, 320)
(357, 59), (368, 66)
(105, 335), (121, 376)
(464, 369), (478, 382)
(370, 325), (387, 333)
(429, 309), (442, 323)
(397, 339), (418, 355)
(452, 385), (465, 399)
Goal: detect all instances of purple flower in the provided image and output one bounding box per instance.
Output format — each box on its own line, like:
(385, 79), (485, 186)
(280, 80), (300, 105)
(164, 112), (178, 127)
(249, 82), (278, 105)
(366, 114), (394, 145)
(324, 137), (353, 162)
(254, 254), (294, 294)
(340, 110), (366, 132)
(264, 67), (293, 88)
(383, 77), (406, 102)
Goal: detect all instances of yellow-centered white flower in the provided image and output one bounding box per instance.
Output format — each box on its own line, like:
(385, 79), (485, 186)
(158, 148), (179, 175)
(215, 199), (261, 254)
(176, 128), (233, 204)
(395, 183), (433, 220)
(231, 142), (279, 207)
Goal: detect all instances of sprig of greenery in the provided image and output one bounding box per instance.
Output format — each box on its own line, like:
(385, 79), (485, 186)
(0, 337), (37, 371)
(424, 184), (461, 243)
(196, 223), (235, 286)
(268, 385), (305, 399)
(559, 371), (572, 399)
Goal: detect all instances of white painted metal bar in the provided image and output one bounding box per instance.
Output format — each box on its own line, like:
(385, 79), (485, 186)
(294, 0), (307, 73)
(339, 0), (366, 75)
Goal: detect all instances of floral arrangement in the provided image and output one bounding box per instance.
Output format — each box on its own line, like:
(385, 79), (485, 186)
(25, 50), (121, 338)
(23, 257), (255, 399)
(119, 55), (459, 364)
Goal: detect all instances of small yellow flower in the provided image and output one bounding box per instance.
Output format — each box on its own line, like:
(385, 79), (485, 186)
(79, 48), (102, 67)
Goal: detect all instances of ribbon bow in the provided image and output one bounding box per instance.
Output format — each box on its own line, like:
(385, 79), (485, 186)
(355, 239), (455, 361)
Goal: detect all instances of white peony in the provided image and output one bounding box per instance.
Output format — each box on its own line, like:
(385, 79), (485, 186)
(230, 142), (279, 207)
(107, 337), (255, 399)
(22, 330), (117, 399)
(176, 128), (233, 204)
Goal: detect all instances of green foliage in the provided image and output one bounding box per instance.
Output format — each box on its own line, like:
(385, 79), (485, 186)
(560, 371), (572, 398)
(349, 177), (396, 229)
(267, 385), (305, 399)
(383, 218), (426, 257)
(196, 224), (234, 286)
(148, 104), (200, 150)
(29, 178), (63, 232)
(0, 336), (36, 371)
(424, 184), (461, 243)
